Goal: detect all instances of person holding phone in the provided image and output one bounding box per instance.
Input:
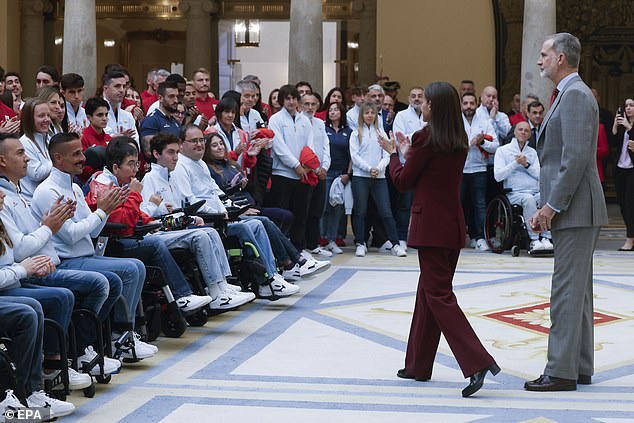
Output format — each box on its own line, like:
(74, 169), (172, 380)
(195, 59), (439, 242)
(612, 98), (634, 251)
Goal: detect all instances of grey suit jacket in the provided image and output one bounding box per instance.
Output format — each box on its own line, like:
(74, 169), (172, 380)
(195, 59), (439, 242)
(536, 75), (608, 231)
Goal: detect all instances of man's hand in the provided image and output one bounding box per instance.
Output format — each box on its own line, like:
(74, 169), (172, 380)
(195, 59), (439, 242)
(489, 99), (499, 119)
(149, 193), (162, 206)
(470, 133), (485, 147)
(340, 174), (350, 185)
(0, 117), (21, 134)
(529, 204), (557, 232)
(193, 216), (204, 226)
(129, 178), (143, 193)
(370, 167), (379, 178)
(164, 202), (174, 213)
(235, 141), (246, 156)
(41, 196), (74, 234)
(317, 168), (327, 180)
(198, 115), (209, 131)
(515, 154), (528, 167)
(244, 208), (261, 216)
(295, 164), (308, 182)
(96, 184), (126, 215)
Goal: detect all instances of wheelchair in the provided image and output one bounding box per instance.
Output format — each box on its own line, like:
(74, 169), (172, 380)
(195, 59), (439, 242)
(484, 192), (530, 256)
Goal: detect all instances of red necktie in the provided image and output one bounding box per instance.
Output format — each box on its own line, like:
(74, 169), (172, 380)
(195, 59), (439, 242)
(550, 88), (559, 106)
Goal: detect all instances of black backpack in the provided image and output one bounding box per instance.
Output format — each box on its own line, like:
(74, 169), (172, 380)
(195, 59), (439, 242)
(0, 340), (26, 403)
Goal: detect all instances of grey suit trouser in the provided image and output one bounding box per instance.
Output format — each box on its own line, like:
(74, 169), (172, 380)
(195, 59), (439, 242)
(545, 226), (600, 380)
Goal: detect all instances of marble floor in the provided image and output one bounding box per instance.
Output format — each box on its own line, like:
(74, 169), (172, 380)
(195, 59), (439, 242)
(64, 236), (634, 423)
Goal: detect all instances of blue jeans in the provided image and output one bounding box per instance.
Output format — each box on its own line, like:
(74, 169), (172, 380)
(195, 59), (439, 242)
(321, 172), (346, 242)
(26, 268), (110, 352)
(155, 227), (231, 292)
(0, 296), (44, 394)
(242, 215), (301, 264)
(0, 285), (73, 356)
(116, 237), (193, 298)
(59, 256), (144, 329)
(460, 172), (487, 240)
(351, 176), (399, 245)
(228, 219), (277, 278)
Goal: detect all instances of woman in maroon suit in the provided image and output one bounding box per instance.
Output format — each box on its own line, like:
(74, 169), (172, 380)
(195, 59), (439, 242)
(381, 81), (500, 397)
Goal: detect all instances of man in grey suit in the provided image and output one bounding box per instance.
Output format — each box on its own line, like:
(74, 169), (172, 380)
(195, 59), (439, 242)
(525, 33), (608, 391)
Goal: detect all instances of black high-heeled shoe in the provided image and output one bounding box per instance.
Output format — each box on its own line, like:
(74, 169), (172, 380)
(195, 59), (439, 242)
(397, 368), (429, 382)
(462, 363), (501, 397)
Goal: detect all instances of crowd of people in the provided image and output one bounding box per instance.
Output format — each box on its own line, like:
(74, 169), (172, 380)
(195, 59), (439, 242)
(0, 55), (632, 416)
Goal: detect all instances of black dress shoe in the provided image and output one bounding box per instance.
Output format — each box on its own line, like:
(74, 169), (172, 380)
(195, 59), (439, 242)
(524, 375), (576, 391)
(462, 363), (501, 397)
(577, 374), (591, 385)
(397, 368), (429, 382)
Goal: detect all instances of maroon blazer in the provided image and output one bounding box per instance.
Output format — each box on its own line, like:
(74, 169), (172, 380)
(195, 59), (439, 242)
(389, 127), (467, 249)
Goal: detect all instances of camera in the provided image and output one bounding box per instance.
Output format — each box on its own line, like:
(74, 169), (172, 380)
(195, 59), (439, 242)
(618, 107), (624, 117)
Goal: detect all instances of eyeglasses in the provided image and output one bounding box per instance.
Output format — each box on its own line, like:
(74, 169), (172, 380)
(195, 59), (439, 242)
(174, 111), (185, 116)
(185, 138), (205, 145)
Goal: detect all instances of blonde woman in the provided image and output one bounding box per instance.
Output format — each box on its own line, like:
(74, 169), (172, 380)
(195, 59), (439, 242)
(349, 101), (405, 257)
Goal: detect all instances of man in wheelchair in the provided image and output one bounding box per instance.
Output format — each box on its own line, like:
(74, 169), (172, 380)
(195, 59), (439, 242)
(86, 137), (255, 309)
(493, 121), (553, 253)
(139, 132), (301, 299)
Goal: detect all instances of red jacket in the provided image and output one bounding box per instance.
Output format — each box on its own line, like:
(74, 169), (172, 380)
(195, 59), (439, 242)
(596, 123), (609, 183)
(195, 95), (218, 120)
(0, 102), (16, 121)
(86, 171), (153, 237)
(389, 127), (467, 249)
(81, 125), (112, 151)
(299, 146), (320, 186)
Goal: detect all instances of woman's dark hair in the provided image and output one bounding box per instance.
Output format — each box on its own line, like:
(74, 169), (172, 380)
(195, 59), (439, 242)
(320, 87), (345, 112)
(85, 97), (110, 116)
(325, 101), (348, 129)
(268, 88), (280, 112)
(216, 97), (239, 118)
(59, 92), (69, 133)
(423, 81), (468, 153)
(221, 90), (243, 129)
(203, 132), (240, 178)
(106, 136), (139, 171)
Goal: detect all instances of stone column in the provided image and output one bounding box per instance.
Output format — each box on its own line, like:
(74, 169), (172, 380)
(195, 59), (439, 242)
(179, 0), (217, 82)
(20, 0), (52, 97)
(63, 0), (97, 97)
(520, 0), (556, 108)
(354, 0), (377, 86)
(289, 0), (323, 94)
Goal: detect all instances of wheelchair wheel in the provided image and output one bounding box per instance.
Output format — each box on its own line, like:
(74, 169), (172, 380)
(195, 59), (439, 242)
(511, 245), (521, 257)
(485, 195), (513, 254)
(95, 373), (111, 384)
(162, 309), (187, 338)
(83, 383), (96, 398)
(144, 306), (162, 342)
(186, 309), (208, 327)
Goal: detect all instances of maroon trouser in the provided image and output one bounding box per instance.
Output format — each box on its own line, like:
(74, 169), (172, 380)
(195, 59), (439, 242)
(404, 247), (495, 379)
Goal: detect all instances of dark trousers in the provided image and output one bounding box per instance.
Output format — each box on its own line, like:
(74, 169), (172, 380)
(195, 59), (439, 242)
(460, 172), (487, 240)
(305, 178), (327, 250)
(387, 171), (413, 241)
(268, 175), (313, 251)
(405, 247), (494, 378)
(614, 166), (634, 238)
(0, 296), (44, 394)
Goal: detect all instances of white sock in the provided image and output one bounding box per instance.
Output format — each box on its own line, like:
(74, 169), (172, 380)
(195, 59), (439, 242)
(208, 283), (221, 299)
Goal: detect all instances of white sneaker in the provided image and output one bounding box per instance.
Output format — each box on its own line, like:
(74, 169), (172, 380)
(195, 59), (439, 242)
(209, 293), (251, 310)
(355, 243), (367, 257)
(67, 368), (92, 390)
(259, 274), (300, 298)
(1, 390), (26, 421)
(476, 238), (490, 251)
(78, 346), (121, 376)
(540, 238), (553, 250)
(529, 239), (543, 252)
(324, 241), (343, 255)
(298, 258), (330, 277)
(27, 390), (75, 418)
(309, 246), (333, 258)
(392, 244), (407, 257)
(399, 240), (408, 250)
(469, 239), (477, 248)
(176, 294), (213, 313)
(224, 285), (256, 302)
(116, 334), (156, 360)
(378, 240), (393, 252)
(282, 263), (301, 281)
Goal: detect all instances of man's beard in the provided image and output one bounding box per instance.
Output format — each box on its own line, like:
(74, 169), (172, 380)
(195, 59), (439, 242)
(463, 109), (475, 118)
